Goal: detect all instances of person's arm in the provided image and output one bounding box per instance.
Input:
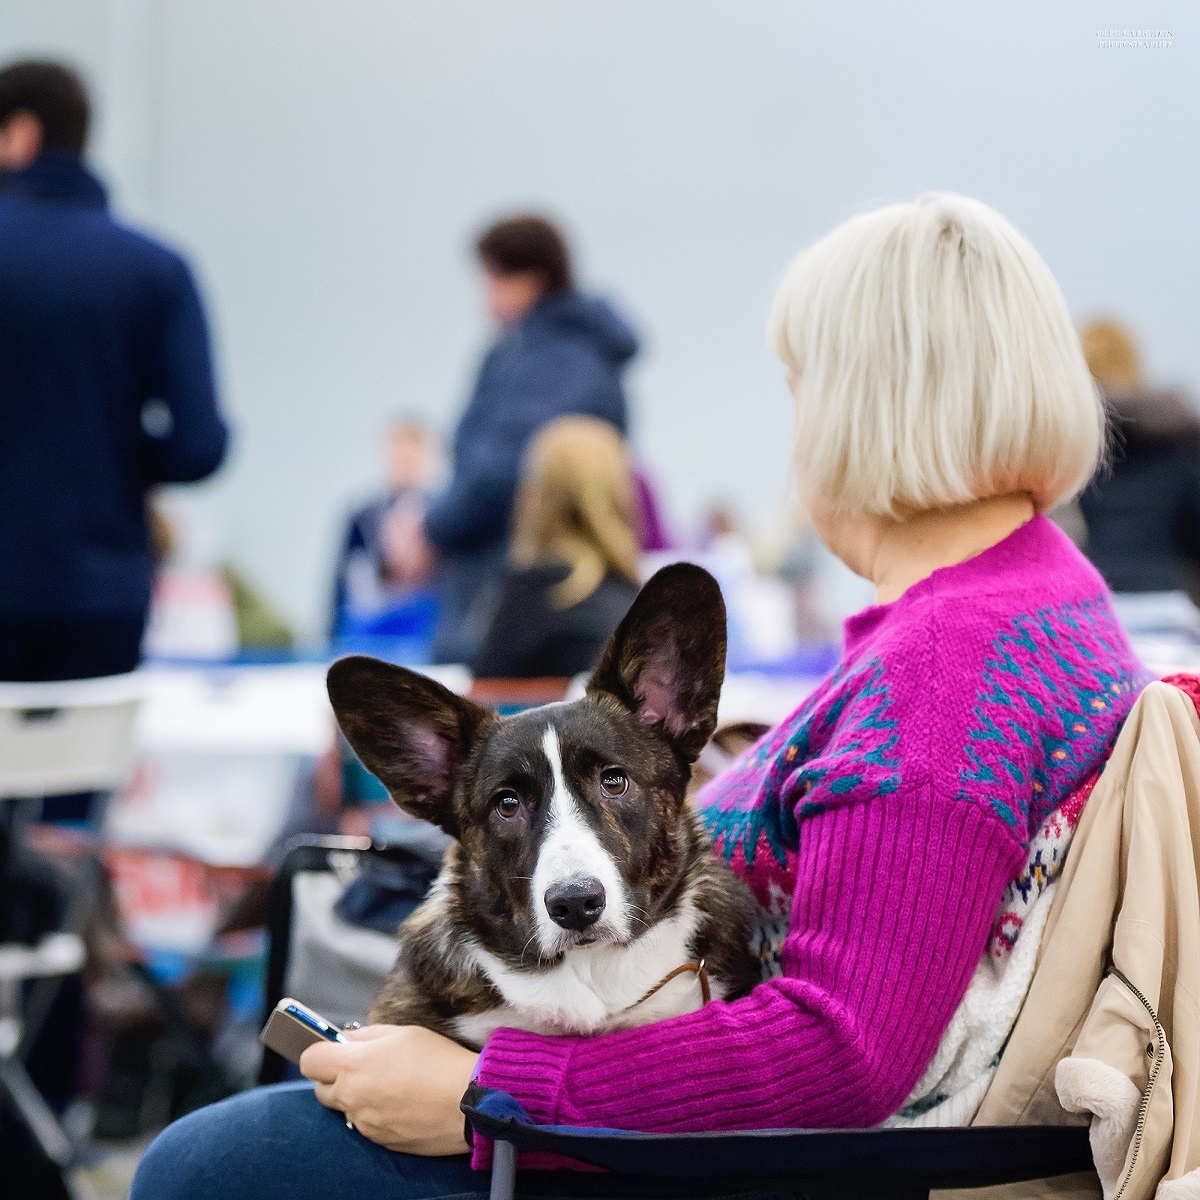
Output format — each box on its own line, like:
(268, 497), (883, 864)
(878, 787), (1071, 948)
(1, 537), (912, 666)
(476, 786), (1022, 1139)
(424, 460), (517, 556)
(141, 255), (229, 484)
(426, 339), (628, 555)
(422, 348), (512, 555)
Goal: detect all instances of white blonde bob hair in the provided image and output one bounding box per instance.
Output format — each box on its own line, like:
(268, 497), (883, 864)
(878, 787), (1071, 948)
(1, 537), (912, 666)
(769, 193), (1104, 517)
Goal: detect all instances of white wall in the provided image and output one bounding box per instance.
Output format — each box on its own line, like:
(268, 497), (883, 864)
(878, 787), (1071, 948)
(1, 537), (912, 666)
(3, 1), (1197, 637)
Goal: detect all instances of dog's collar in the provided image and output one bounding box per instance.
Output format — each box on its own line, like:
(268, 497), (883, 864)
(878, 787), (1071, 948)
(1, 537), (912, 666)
(625, 958), (710, 1012)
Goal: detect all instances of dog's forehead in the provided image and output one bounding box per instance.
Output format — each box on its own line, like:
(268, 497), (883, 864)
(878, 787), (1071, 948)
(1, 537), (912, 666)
(473, 709), (554, 773)
(476, 698), (634, 764)
(485, 700), (593, 755)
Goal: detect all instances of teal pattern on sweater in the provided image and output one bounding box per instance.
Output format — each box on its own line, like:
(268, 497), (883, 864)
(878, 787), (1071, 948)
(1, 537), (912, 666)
(958, 597), (1145, 832)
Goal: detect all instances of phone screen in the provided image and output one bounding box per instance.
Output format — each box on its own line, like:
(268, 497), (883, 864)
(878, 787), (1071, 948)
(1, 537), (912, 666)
(284, 1002), (347, 1043)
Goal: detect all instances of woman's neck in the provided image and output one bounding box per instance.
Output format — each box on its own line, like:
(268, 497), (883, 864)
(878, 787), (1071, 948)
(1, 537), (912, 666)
(864, 493), (1036, 605)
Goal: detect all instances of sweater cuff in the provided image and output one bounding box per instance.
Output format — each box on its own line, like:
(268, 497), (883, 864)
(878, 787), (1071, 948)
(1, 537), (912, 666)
(469, 1030), (578, 1172)
(477, 1027), (578, 1125)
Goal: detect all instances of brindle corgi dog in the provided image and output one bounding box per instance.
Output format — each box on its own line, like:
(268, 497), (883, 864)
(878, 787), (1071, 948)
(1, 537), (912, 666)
(326, 563), (758, 1049)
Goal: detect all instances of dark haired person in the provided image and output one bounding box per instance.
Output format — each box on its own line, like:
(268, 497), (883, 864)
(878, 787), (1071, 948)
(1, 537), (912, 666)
(404, 214), (639, 664)
(1077, 319), (1200, 602)
(0, 60), (228, 687)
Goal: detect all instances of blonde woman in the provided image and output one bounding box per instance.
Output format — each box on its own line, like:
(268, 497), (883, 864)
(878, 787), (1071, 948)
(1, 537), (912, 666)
(471, 415), (641, 678)
(134, 195), (1147, 1199)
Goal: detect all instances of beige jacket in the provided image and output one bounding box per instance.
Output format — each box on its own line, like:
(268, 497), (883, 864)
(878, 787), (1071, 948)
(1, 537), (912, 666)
(937, 681), (1200, 1200)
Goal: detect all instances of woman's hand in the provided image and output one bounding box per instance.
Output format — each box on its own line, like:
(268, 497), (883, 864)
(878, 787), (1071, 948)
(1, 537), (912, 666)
(300, 1024), (478, 1156)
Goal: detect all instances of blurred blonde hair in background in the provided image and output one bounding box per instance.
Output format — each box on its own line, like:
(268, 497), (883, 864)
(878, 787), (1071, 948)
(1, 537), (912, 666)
(770, 192), (1105, 518)
(1080, 319), (1143, 392)
(511, 415), (641, 609)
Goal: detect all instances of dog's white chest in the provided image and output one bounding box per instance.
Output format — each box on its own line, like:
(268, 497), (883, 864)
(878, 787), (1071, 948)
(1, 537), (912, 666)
(454, 901), (715, 1047)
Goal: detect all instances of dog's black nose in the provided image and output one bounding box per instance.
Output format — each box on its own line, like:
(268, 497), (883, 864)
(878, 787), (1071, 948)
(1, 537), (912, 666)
(544, 879), (606, 931)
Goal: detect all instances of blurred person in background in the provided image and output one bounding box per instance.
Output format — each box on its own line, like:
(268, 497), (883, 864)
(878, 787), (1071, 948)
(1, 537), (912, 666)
(330, 417), (439, 639)
(470, 415), (641, 678)
(1079, 318), (1200, 601)
(393, 214), (639, 665)
(0, 60), (227, 1172)
(0, 60), (228, 685)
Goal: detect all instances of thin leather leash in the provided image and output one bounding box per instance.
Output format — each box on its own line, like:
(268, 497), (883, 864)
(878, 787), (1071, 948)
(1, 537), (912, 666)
(625, 958), (710, 1012)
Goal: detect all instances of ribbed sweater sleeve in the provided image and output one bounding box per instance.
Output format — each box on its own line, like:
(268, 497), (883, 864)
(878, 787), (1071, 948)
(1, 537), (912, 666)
(475, 787), (1023, 1150)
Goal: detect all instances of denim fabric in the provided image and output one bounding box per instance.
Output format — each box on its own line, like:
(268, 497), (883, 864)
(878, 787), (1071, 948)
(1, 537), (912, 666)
(130, 1083), (486, 1200)
(129, 1082), (840, 1200)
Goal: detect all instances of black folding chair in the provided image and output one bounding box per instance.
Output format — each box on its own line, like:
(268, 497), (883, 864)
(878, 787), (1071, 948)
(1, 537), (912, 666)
(461, 1085), (1095, 1200)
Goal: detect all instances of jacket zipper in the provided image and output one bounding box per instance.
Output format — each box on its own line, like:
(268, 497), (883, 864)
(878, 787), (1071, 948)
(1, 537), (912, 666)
(1110, 966), (1166, 1200)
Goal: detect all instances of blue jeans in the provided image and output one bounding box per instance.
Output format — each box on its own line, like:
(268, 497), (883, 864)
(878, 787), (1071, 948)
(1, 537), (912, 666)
(133, 1082), (779, 1200)
(130, 1083), (487, 1200)
(130, 1082), (901, 1200)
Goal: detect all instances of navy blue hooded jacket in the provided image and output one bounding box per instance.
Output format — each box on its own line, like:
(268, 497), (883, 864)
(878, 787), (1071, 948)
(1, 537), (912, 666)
(424, 290), (637, 555)
(0, 153), (228, 618)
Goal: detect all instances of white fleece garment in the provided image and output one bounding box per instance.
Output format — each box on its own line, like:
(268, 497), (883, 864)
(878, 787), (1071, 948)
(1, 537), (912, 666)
(1056, 1056), (1141, 1198)
(1158, 1172), (1200, 1198)
(887, 880), (1057, 1128)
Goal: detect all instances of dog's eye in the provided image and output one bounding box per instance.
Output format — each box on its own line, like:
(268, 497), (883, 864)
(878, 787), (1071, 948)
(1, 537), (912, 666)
(600, 769), (628, 798)
(493, 791), (522, 820)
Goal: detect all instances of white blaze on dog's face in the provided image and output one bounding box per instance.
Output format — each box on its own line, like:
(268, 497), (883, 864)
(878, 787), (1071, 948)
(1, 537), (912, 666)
(531, 726), (630, 956)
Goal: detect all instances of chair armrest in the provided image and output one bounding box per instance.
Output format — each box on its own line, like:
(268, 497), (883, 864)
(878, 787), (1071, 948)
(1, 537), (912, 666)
(461, 1085), (1094, 1196)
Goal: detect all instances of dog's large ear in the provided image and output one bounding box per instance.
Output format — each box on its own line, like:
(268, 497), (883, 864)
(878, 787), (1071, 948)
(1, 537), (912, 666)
(326, 656), (494, 837)
(587, 563), (726, 763)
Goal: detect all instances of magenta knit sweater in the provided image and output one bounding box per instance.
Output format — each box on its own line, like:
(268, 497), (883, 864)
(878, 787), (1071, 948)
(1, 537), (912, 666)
(475, 515), (1145, 1153)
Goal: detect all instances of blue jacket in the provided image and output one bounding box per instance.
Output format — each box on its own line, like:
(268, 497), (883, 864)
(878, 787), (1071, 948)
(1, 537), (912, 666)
(0, 153), (228, 618)
(424, 290), (637, 555)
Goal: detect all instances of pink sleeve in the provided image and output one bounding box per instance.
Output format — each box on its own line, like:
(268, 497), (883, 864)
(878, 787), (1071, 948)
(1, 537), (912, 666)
(474, 788), (1022, 1156)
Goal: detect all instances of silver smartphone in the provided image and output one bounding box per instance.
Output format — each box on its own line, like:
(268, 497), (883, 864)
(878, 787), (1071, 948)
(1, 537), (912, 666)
(260, 997), (348, 1064)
